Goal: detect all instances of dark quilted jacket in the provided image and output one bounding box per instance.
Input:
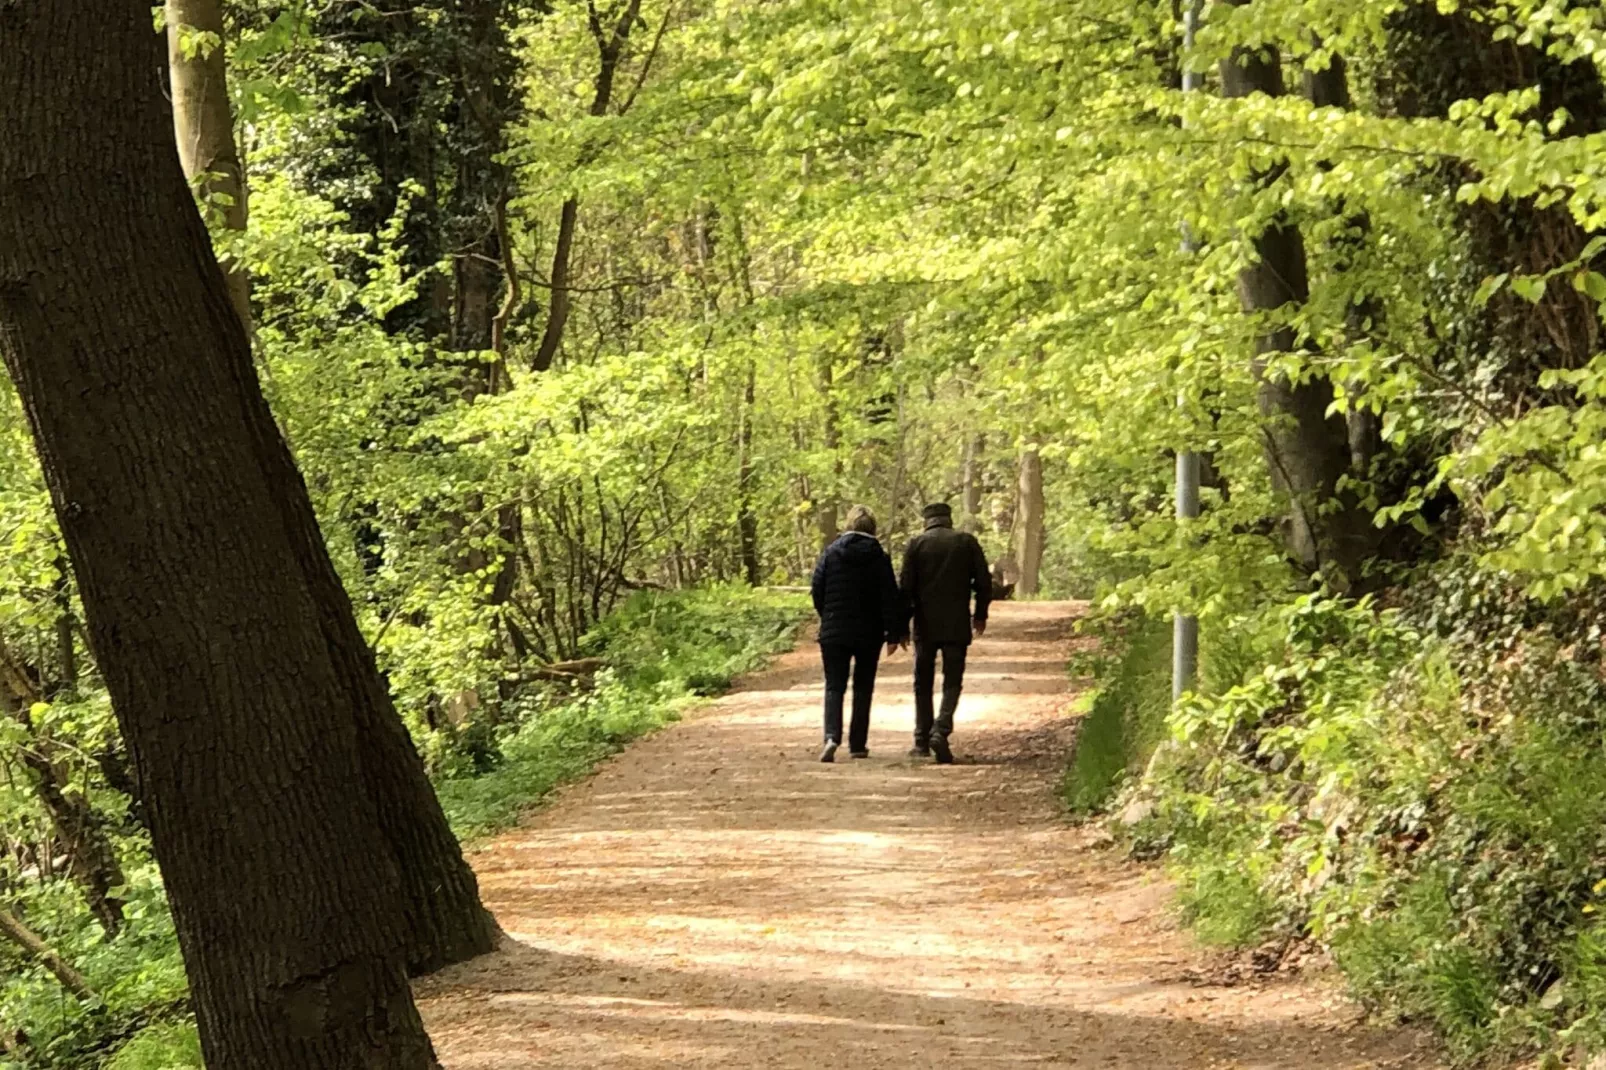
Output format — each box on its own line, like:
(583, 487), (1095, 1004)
(811, 532), (906, 649)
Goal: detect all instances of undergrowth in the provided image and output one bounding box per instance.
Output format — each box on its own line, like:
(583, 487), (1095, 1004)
(1, 585), (806, 1070)
(1083, 578), (1606, 1063)
(1060, 618), (1170, 815)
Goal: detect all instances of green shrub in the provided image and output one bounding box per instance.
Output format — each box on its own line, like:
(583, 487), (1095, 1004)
(0, 865), (189, 1070)
(1129, 589), (1606, 1061)
(1177, 856), (1275, 948)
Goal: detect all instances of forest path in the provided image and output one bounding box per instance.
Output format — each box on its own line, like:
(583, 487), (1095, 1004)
(415, 602), (1439, 1068)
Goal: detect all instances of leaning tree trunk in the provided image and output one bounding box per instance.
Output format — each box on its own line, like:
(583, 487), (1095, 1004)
(243, 397), (499, 976)
(1013, 448), (1045, 598)
(1220, 25), (1374, 588)
(0, 6), (448, 1065)
(166, 0), (251, 335)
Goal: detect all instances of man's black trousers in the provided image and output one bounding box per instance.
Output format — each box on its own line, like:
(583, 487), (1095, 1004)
(913, 641), (968, 747)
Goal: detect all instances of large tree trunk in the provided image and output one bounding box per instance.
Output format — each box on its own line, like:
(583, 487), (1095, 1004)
(1220, 30), (1374, 588)
(166, 0), (251, 335)
(0, 7), (449, 1065)
(1013, 448), (1045, 598)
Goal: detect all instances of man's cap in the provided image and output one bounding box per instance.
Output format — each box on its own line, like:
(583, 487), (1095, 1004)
(921, 502), (953, 520)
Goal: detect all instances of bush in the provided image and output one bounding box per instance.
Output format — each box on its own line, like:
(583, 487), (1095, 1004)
(1124, 589), (1606, 1062)
(1, 868), (188, 1070)
(104, 1023), (200, 1070)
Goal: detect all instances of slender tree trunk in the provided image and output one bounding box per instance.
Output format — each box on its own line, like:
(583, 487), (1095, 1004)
(531, 0), (644, 372)
(961, 434), (985, 533)
(737, 360), (762, 585)
(1013, 448), (1045, 598)
(814, 355), (840, 547)
(1220, 28), (1373, 588)
(0, 643), (126, 935)
(166, 0), (251, 335)
(0, 8), (446, 1065)
(14, 733), (127, 935)
(1303, 54), (1386, 474)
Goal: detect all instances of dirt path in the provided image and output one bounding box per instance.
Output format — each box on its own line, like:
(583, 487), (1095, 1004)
(417, 602), (1441, 1068)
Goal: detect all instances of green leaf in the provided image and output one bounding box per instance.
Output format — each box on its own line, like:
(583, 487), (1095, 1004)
(1511, 276), (1547, 304)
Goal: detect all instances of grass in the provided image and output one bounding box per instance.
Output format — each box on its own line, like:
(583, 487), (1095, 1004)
(1060, 619), (1171, 815)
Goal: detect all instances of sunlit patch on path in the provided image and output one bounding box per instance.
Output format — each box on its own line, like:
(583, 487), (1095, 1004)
(416, 602), (1440, 1069)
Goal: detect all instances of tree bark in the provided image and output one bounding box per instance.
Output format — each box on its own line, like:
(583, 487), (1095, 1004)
(0, 7), (447, 1065)
(1013, 448), (1045, 598)
(1220, 28), (1374, 588)
(166, 0), (251, 335)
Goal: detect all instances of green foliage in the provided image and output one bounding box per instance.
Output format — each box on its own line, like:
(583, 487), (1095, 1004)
(435, 674), (682, 840)
(102, 1023), (201, 1070)
(11, 0), (1606, 1064)
(1177, 857), (1276, 949)
(1, 870), (188, 1070)
(1127, 589), (1606, 1060)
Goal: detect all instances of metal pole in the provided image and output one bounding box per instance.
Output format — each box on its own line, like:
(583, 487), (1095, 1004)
(1173, 0), (1201, 703)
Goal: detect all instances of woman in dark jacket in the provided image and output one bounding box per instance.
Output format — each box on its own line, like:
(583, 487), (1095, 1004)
(810, 505), (907, 762)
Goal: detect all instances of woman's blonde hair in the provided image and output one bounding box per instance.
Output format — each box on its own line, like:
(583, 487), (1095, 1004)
(845, 504), (878, 535)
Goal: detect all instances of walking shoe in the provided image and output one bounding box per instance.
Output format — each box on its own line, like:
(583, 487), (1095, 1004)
(931, 736), (954, 765)
(820, 740), (839, 763)
(908, 745), (931, 758)
(850, 750), (869, 760)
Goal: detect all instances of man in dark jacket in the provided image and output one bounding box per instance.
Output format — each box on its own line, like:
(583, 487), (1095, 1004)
(900, 503), (991, 764)
(810, 505), (906, 762)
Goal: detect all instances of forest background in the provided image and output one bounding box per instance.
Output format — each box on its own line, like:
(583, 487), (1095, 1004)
(6, 0), (1606, 1065)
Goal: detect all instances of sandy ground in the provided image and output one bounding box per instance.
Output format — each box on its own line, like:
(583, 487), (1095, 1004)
(416, 601), (1443, 1069)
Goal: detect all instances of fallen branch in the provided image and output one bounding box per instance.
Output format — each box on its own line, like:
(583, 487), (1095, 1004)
(530, 658), (606, 681)
(0, 906), (96, 1001)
